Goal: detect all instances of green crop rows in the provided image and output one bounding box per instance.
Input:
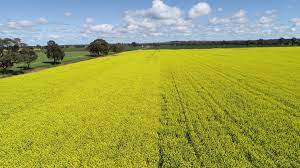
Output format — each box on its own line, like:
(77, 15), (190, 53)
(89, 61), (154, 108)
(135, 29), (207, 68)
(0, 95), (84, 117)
(0, 47), (299, 167)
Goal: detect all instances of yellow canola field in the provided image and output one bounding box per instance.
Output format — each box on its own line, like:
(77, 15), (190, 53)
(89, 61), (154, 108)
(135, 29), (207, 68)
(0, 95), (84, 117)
(0, 48), (299, 167)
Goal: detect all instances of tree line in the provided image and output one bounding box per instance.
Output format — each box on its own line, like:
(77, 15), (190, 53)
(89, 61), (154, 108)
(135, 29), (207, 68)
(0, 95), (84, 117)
(57, 37), (300, 51)
(1, 37), (298, 73)
(128, 38), (300, 49)
(0, 38), (37, 71)
(0, 38), (66, 72)
(0, 38), (125, 73)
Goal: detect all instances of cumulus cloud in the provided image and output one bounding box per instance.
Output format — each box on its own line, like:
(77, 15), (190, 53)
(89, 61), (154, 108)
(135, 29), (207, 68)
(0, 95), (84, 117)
(209, 9), (248, 25)
(291, 27), (296, 32)
(217, 8), (223, 12)
(36, 17), (48, 24)
(64, 12), (72, 17)
(265, 9), (277, 15)
(7, 20), (35, 29)
(232, 10), (246, 18)
(148, 0), (182, 20)
(6, 18), (49, 30)
(85, 17), (94, 24)
(203, 9), (278, 40)
(259, 16), (275, 25)
(79, 1), (296, 42)
(122, 0), (192, 37)
(258, 10), (277, 27)
(49, 35), (61, 39)
(290, 18), (300, 26)
(2, 0), (298, 45)
(78, 0), (195, 40)
(188, 2), (211, 19)
(87, 24), (114, 33)
(82, 16), (114, 34)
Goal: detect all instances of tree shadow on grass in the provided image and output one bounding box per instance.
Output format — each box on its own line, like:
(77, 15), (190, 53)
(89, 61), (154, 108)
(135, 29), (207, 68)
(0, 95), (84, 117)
(16, 66), (32, 70)
(42, 61), (61, 65)
(86, 53), (108, 57)
(0, 69), (24, 76)
(86, 54), (98, 57)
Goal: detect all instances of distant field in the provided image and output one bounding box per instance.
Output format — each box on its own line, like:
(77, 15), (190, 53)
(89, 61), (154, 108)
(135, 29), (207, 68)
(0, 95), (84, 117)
(0, 48), (299, 167)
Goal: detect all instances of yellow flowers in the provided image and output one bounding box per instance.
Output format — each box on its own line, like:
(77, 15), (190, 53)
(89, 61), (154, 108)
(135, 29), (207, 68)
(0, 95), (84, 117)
(0, 48), (299, 167)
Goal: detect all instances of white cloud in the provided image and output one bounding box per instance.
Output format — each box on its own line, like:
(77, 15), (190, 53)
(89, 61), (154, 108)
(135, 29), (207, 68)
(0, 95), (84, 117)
(231, 10), (248, 24)
(36, 17), (48, 24)
(88, 24), (114, 33)
(258, 10), (277, 27)
(7, 20), (35, 29)
(49, 35), (61, 39)
(19, 20), (35, 27)
(209, 9), (248, 25)
(148, 0), (182, 20)
(209, 17), (229, 25)
(85, 17), (94, 24)
(2, 0), (298, 45)
(122, 0), (192, 37)
(6, 18), (49, 30)
(290, 18), (300, 26)
(64, 12), (72, 17)
(291, 27), (296, 32)
(265, 9), (277, 15)
(217, 8), (223, 12)
(259, 16), (275, 24)
(232, 10), (246, 18)
(7, 22), (19, 29)
(123, 0), (182, 22)
(188, 2), (211, 19)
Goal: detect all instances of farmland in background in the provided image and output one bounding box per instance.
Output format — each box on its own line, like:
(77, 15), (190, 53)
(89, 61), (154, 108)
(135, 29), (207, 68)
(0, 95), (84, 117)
(0, 47), (299, 167)
(0, 48), (91, 78)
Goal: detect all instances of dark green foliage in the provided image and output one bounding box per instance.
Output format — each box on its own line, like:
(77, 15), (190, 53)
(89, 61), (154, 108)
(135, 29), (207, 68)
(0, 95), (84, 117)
(131, 42), (138, 47)
(110, 43), (125, 53)
(278, 38), (285, 46)
(36, 45), (42, 49)
(46, 40), (65, 64)
(19, 48), (38, 69)
(0, 45), (3, 57)
(0, 55), (14, 71)
(125, 38), (300, 50)
(291, 37), (297, 46)
(88, 39), (109, 56)
(12, 44), (20, 53)
(0, 38), (24, 71)
(0, 38), (18, 56)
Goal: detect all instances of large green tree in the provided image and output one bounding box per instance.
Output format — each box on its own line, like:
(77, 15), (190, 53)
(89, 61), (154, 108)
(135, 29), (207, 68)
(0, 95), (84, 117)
(19, 48), (38, 69)
(88, 39), (109, 56)
(0, 38), (22, 72)
(0, 55), (14, 71)
(0, 38), (18, 56)
(46, 40), (65, 64)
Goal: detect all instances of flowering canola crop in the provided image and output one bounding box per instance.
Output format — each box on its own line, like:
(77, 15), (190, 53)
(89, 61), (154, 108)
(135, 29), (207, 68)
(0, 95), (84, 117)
(0, 48), (299, 167)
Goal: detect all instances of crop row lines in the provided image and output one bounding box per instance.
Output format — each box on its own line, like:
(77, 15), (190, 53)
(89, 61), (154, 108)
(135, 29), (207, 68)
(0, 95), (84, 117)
(200, 62), (298, 117)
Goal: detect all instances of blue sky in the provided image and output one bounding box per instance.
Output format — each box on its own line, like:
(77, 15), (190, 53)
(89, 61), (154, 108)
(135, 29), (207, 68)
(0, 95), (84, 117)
(0, 0), (299, 45)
